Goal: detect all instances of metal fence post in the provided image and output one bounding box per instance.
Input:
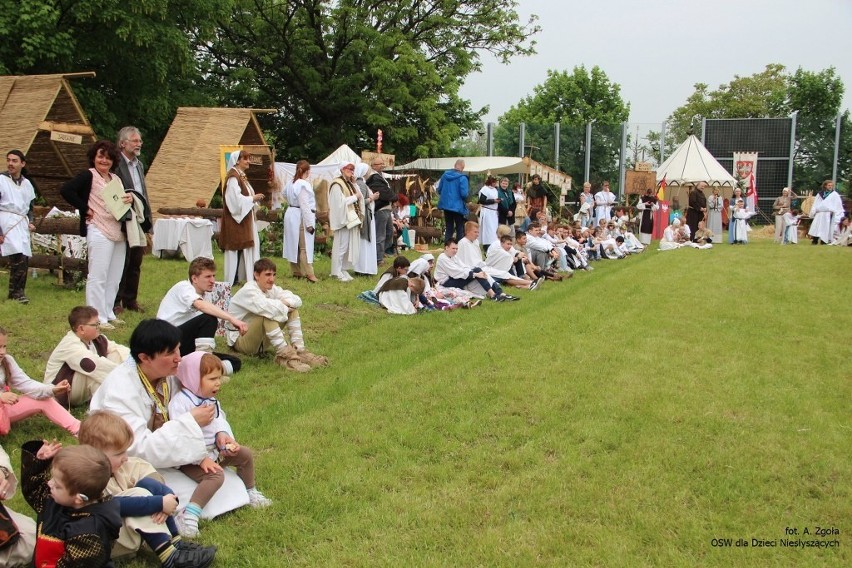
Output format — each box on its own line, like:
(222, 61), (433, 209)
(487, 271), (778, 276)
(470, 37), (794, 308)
(486, 122), (494, 157)
(584, 121), (592, 183)
(519, 123), (526, 158)
(787, 111), (798, 188)
(618, 122), (627, 200)
(832, 112), (842, 182)
(554, 123), (560, 171)
(660, 122), (666, 164)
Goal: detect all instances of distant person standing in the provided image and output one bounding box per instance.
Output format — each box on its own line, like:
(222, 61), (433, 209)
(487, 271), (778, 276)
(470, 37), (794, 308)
(772, 187), (796, 243)
(221, 150), (263, 284)
(636, 188), (658, 245)
(113, 126), (152, 313)
(807, 180), (845, 244)
(436, 159), (469, 242)
(594, 181), (615, 224)
(0, 150), (36, 304)
(366, 157), (396, 263)
(526, 174), (547, 213)
(706, 187), (723, 244)
(686, 182), (708, 242)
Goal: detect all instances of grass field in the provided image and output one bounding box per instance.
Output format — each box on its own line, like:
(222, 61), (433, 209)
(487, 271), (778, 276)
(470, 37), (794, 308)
(1, 236), (849, 567)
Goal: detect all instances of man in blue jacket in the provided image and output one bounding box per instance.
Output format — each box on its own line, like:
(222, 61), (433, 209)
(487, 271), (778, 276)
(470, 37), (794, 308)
(437, 159), (469, 242)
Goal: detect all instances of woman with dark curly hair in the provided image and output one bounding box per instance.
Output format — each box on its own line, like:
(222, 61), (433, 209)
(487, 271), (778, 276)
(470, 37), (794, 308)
(61, 140), (134, 330)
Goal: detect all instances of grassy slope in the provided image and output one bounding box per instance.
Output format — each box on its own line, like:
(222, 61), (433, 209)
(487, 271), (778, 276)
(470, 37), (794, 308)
(1, 239), (849, 567)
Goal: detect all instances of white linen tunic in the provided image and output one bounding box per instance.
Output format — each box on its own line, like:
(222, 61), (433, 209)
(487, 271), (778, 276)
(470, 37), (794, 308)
(283, 179), (316, 264)
(0, 174), (35, 256)
(478, 185), (499, 246)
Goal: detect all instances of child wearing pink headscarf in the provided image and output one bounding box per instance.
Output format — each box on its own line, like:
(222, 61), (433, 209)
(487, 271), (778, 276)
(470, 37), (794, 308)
(168, 351), (271, 538)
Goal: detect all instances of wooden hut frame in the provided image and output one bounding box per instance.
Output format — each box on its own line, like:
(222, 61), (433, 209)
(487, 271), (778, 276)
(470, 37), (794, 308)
(0, 72), (98, 207)
(146, 107), (275, 220)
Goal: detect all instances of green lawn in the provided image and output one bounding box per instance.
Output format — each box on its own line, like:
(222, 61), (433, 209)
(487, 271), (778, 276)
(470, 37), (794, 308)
(1, 237), (849, 567)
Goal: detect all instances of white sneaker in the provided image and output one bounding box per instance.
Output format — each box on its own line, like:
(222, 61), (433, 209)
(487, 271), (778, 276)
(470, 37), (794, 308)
(174, 510), (200, 538)
(247, 488), (272, 508)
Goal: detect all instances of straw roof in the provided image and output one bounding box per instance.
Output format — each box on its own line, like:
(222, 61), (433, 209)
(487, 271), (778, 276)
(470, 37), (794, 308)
(146, 107), (274, 218)
(0, 73), (97, 207)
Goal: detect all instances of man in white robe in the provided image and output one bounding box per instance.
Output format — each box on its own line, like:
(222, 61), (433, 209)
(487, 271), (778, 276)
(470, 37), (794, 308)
(485, 235), (539, 290)
(328, 162), (362, 281)
(807, 180), (845, 244)
(0, 150), (36, 303)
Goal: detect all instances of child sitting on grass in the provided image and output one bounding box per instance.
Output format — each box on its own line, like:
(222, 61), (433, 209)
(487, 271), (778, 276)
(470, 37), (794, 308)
(169, 351), (272, 538)
(78, 410), (216, 568)
(20, 440), (121, 567)
(0, 326), (79, 436)
(43, 306), (130, 407)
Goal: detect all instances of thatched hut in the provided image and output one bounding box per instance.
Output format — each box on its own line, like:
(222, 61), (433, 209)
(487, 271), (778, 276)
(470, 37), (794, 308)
(0, 72), (97, 207)
(146, 107), (275, 219)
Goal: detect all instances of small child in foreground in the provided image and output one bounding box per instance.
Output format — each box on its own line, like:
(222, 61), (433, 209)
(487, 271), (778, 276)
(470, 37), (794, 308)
(78, 410), (216, 567)
(170, 352), (272, 538)
(20, 440), (121, 567)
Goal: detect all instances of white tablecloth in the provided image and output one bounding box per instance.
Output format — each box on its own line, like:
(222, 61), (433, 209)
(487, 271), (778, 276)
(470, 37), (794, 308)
(152, 218), (214, 260)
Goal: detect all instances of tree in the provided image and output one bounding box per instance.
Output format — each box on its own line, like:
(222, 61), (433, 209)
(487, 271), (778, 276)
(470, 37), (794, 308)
(787, 67), (851, 191)
(665, 63), (788, 144)
(493, 66), (630, 189)
(663, 64), (851, 192)
(195, 0), (540, 161)
(0, 0), (226, 160)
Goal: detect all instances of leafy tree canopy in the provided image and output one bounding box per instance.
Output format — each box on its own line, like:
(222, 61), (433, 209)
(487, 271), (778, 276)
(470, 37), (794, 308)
(196, 0), (540, 161)
(0, 0), (226, 160)
(663, 64), (850, 192)
(494, 66), (630, 188)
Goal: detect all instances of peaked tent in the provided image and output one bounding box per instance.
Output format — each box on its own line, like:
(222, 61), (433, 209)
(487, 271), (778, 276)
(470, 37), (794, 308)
(146, 107), (274, 219)
(0, 72), (98, 207)
(656, 135), (737, 202)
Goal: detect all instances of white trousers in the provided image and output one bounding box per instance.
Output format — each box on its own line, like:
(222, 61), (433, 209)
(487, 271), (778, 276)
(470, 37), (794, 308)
(330, 228), (354, 277)
(86, 225), (126, 323)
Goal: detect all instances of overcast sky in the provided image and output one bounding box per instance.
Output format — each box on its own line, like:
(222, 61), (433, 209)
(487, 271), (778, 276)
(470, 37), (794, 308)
(458, 0), (852, 127)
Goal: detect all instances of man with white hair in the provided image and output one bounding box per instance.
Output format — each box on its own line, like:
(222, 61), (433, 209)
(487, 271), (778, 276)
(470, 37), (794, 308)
(114, 126), (152, 313)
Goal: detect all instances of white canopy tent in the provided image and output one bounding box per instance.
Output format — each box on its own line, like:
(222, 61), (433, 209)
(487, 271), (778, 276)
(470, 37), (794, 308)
(274, 144), (362, 184)
(657, 135), (737, 186)
(656, 135), (738, 202)
(391, 156), (529, 175)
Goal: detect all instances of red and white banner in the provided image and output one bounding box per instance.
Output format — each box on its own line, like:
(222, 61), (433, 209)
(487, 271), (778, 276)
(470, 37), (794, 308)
(733, 152), (758, 212)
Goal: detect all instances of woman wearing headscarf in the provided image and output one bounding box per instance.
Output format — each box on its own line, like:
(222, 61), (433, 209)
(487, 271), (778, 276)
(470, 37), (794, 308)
(353, 162), (378, 275)
(283, 159), (318, 282)
(772, 187), (797, 243)
(707, 187), (724, 243)
(221, 150), (263, 285)
(61, 140), (137, 329)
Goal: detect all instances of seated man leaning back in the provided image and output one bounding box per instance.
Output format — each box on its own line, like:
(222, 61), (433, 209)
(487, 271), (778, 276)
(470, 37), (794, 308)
(226, 258), (328, 373)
